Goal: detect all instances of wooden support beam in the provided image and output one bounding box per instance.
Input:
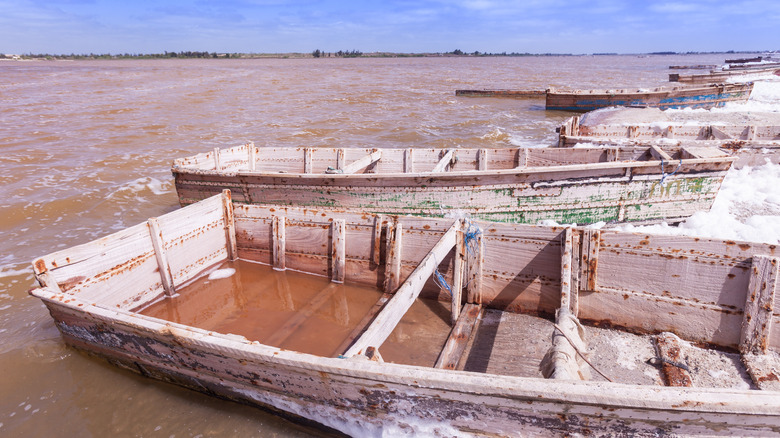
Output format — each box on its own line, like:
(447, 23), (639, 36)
(654, 332), (692, 387)
(326, 149), (382, 174)
(383, 222), (402, 293)
(516, 148), (529, 168)
(570, 231), (581, 316)
(148, 217), (175, 296)
(304, 148), (313, 174)
(740, 255), (779, 355)
(435, 303), (482, 370)
(432, 149), (456, 173)
(710, 126), (730, 140)
(627, 125), (639, 138)
(332, 219), (346, 283)
(560, 228), (573, 312)
(451, 227), (466, 325)
(477, 149), (487, 171)
(343, 222), (458, 357)
(333, 292), (392, 357)
(221, 190), (237, 261)
(466, 224), (483, 305)
(265, 283), (340, 346)
(649, 145), (673, 162)
(404, 148), (414, 173)
(272, 216), (286, 271)
(372, 215), (385, 266)
(746, 125), (757, 141)
(580, 229), (600, 291)
(247, 142), (256, 171)
(213, 147), (221, 170)
(336, 148), (345, 170)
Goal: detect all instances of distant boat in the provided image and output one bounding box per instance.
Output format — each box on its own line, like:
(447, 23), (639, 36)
(172, 144), (735, 225)
(670, 67), (780, 84)
(556, 113), (780, 168)
(30, 192), (780, 436)
(545, 83), (753, 112)
(455, 89), (545, 98)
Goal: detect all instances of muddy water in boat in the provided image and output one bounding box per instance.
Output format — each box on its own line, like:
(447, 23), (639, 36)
(0, 53), (742, 436)
(141, 261), (451, 366)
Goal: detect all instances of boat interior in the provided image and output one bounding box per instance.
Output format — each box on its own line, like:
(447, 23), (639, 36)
(33, 191), (780, 392)
(173, 144), (731, 175)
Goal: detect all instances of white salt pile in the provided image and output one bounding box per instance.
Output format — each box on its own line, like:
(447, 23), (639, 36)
(611, 78), (780, 244)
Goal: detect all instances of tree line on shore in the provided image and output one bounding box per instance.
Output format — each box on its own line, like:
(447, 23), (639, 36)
(2, 49), (760, 61)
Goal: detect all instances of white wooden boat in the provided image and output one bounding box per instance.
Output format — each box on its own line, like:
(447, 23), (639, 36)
(545, 83), (753, 111)
(557, 115), (780, 168)
(173, 145), (736, 225)
(31, 191), (780, 436)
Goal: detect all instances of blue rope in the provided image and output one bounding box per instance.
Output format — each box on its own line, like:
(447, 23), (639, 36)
(660, 157), (682, 187)
(433, 268), (453, 297)
(463, 219), (482, 256)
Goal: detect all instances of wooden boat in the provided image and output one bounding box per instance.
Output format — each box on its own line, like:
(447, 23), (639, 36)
(30, 191), (780, 436)
(557, 115), (780, 168)
(455, 89), (545, 98)
(172, 144), (736, 226)
(545, 83), (753, 112)
(669, 65), (780, 84)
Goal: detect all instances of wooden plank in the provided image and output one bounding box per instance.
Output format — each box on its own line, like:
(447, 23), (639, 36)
(304, 148), (312, 174)
(570, 231), (581, 316)
(740, 255), (779, 355)
(343, 221), (458, 357)
(372, 215), (385, 265)
(336, 149), (382, 174)
(435, 303), (482, 369)
(432, 149), (456, 173)
(654, 332), (692, 387)
(272, 216), (286, 271)
(332, 219), (346, 283)
(649, 145), (673, 162)
(147, 217), (175, 296)
(264, 283), (341, 346)
(560, 228), (573, 312)
(333, 292), (392, 357)
(336, 148), (345, 171)
(213, 147), (221, 170)
(477, 149), (487, 171)
(516, 148), (529, 168)
(404, 148), (414, 173)
(247, 142), (256, 171)
(746, 125), (757, 141)
(384, 222), (402, 293)
(451, 228), (466, 325)
(466, 223), (483, 305)
(580, 229), (600, 291)
(221, 190), (237, 261)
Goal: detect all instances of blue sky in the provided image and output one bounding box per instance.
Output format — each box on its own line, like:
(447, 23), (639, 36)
(2, 0), (778, 55)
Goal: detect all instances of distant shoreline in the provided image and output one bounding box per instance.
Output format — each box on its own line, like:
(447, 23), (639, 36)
(1, 50), (763, 61)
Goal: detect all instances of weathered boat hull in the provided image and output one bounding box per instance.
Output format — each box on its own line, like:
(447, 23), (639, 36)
(38, 298), (780, 437)
(173, 146), (735, 225)
(30, 193), (780, 436)
(556, 115), (780, 168)
(670, 68), (780, 84)
(545, 83), (753, 112)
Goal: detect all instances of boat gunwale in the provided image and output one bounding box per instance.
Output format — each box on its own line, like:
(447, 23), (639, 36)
(29, 284), (780, 416)
(172, 155), (737, 180)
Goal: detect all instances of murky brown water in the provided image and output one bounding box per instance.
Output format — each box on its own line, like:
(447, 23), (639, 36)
(1, 54), (734, 436)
